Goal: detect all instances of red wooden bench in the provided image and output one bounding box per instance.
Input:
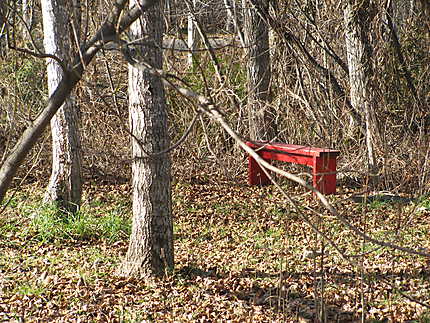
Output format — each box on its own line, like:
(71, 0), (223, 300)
(246, 141), (340, 194)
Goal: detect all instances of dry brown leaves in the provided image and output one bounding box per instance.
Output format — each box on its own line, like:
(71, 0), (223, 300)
(1, 177), (430, 322)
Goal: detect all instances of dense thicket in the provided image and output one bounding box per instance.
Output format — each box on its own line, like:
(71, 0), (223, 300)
(0, 0), (429, 193)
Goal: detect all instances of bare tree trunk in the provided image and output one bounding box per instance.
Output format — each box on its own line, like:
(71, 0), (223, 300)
(243, 0), (276, 141)
(21, 0), (34, 40)
(0, 1), (7, 57)
(344, 0), (378, 182)
(117, 0), (174, 278)
(165, 0), (172, 31)
(187, 0), (199, 66)
(224, 0), (235, 32)
(22, 0), (32, 26)
(224, 0), (245, 46)
(41, 0), (82, 212)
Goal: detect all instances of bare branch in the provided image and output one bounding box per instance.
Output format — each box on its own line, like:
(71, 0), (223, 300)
(0, 0), (158, 203)
(119, 44), (430, 259)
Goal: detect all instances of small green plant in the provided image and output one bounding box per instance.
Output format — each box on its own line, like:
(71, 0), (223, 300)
(99, 213), (131, 242)
(419, 312), (430, 323)
(355, 196), (391, 211)
(418, 195), (430, 210)
(0, 217), (20, 237)
(15, 283), (45, 297)
(30, 204), (70, 242)
(368, 198), (390, 209)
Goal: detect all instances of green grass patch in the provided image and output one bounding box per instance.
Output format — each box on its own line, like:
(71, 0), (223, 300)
(15, 283), (46, 297)
(418, 195), (430, 210)
(24, 202), (131, 243)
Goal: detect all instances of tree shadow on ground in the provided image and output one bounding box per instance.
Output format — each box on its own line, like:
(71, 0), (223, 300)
(175, 265), (359, 322)
(349, 194), (415, 204)
(175, 264), (429, 322)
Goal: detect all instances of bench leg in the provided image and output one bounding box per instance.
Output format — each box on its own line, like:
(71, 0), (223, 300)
(313, 156), (337, 194)
(248, 155), (271, 186)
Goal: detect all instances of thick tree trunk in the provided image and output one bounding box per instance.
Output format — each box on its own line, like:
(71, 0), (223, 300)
(41, 0), (82, 212)
(243, 0), (276, 141)
(344, 0), (378, 181)
(117, 0), (174, 278)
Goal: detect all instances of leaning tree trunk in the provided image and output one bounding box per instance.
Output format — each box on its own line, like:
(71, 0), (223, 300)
(117, 0), (174, 278)
(344, 0), (378, 183)
(41, 0), (82, 212)
(242, 0), (276, 141)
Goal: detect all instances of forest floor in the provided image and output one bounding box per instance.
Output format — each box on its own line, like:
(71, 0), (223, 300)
(1, 172), (430, 322)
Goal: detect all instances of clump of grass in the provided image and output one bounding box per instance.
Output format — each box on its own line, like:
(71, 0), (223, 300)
(418, 195), (430, 210)
(28, 202), (131, 243)
(14, 283), (46, 297)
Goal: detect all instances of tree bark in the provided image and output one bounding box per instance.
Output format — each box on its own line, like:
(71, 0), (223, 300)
(22, 0), (34, 32)
(243, 0), (276, 141)
(117, 0), (174, 278)
(41, 0), (82, 212)
(224, 0), (245, 46)
(344, 0), (378, 180)
(187, 0), (199, 66)
(0, 1), (7, 57)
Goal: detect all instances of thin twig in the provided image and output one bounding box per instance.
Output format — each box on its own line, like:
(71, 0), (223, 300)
(118, 38), (430, 259)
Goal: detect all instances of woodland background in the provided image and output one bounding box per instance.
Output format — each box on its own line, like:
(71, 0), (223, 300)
(1, 0), (430, 321)
(0, 0), (428, 191)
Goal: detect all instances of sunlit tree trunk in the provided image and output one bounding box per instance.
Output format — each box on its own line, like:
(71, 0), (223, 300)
(224, 0), (245, 45)
(165, 0), (172, 31)
(117, 0), (174, 278)
(243, 0), (276, 141)
(21, 0), (37, 41)
(187, 0), (199, 66)
(22, 0), (32, 27)
(41, 0), (82, 212)
(344, 0), (378, 181)
(0, 1), (7, 56)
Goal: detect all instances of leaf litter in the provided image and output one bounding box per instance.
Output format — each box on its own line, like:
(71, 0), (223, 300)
(0, 177), (430, 322)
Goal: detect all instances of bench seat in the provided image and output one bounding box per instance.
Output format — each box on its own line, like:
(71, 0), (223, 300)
(246, 141), (340, 194)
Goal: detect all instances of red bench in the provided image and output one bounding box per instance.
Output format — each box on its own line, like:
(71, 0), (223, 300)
(246, 141), (340, 194)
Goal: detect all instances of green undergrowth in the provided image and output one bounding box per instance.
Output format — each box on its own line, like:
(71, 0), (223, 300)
(418, 195), (430, 210)
(1, 186), (131, 244)
(29, 205), (131, 243)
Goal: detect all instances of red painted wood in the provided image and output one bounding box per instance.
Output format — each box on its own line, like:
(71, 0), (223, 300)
(247, 141), (339, 157)
(258, 150), (314, 167)
(248, 155), (271, 185)
(246, 141), (340, 194)
(313, 155), (338, 194)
